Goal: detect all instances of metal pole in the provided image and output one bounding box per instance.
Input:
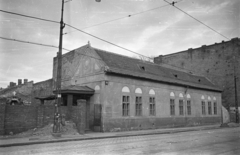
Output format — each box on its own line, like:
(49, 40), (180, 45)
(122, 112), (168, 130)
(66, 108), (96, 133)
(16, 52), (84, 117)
(53, 0), (65, 134)
(234, 58), (239, 123)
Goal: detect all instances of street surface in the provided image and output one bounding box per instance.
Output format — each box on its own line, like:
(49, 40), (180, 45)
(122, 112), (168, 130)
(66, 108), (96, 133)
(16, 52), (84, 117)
(1, 127), (240, 155)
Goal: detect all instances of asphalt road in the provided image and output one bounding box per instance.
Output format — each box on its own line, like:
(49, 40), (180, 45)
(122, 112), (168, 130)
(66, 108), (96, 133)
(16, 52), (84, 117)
(1, 127), (240, 155)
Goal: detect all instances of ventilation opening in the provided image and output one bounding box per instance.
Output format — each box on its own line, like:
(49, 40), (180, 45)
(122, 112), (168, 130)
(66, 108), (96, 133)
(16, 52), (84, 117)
(174, 74), (178, 78)
(198, 79), (201, 82)
(139, 65), (145, 71)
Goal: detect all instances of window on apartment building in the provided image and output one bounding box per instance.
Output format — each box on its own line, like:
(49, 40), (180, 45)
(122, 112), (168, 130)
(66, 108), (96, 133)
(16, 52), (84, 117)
(187, 100), (191, 115)
(149, 97), (155, 116)
(214, 102), (217, 115)
(136, 96), (142, 116)
(179, 99), (184, 115)
(208, 101), (212, 115)
(122, 86), (130, 116)
(202, 101), (206, 115)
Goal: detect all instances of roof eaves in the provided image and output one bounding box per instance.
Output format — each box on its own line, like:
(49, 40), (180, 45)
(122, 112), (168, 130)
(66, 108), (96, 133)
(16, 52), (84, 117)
(105, 67), (222, 92)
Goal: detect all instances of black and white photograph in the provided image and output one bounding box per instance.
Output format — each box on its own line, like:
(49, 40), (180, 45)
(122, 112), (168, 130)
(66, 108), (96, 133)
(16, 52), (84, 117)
(0, 0), (239, 154)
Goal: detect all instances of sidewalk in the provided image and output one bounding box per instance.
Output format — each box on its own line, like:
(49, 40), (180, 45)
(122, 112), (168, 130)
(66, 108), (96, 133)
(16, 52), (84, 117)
(0, 124), (221, 147)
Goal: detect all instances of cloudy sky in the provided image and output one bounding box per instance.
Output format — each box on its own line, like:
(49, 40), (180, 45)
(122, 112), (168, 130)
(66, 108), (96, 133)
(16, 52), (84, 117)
(0, 0), (239, 88)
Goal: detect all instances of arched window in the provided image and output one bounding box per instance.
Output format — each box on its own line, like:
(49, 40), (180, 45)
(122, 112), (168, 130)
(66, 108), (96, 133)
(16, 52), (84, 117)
(208, 96), (211, 100)
(149, 89), (155, 95)
(122, 86), (130, 116)
(135, 88), (142, 94)
(213, 97), (217, 115)
(208, 96), (212, 115)
(186, 94), (191, 115)
(201, 95), (206, 115)
(170, 92), (175, 115)
(149, 89), (155, 116)
(179, 93), (184, 115)
(170, 92), (175, 97)
(179, 93), (183, 98)
(94, 85), (100, 91)
(135, 88), (142, 116)
(122, 86), (130, 93)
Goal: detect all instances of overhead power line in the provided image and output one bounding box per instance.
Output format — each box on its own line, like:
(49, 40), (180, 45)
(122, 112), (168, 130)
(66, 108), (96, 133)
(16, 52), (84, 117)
(64, 4), (169, 35)
(0, 9), (59, 24)
(64, 1), (183, 35)
(163, 0), (230, 40)
(0, 35), (227, 78)
(0, 36), (104, 61)
(65, 23), (151, 59)
(0, 36), (70, 51)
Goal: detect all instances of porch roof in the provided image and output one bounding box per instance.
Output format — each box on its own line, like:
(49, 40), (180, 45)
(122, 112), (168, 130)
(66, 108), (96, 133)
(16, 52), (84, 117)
(54, 85), (95, 95)
(35, 86), (95, 101)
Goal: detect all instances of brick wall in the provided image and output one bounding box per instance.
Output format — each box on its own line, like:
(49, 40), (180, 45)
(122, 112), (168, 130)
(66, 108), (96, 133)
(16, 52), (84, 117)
(154, 38), (240, 109)
(0, 105), (69, 135)
(0, 105), (6, 135)
(4, 105), (37, 134)
(71, 100), (86, 134)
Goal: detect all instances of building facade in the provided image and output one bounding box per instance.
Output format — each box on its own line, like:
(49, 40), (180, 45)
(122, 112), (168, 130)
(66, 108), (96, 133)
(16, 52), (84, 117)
(52, 44), (222, 132)
(154, 38), (240, 110)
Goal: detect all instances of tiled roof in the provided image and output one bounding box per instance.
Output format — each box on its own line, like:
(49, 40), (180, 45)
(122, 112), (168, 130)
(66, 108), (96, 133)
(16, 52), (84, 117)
(93, 47), (222, 92)
(57, 85), (94, 94)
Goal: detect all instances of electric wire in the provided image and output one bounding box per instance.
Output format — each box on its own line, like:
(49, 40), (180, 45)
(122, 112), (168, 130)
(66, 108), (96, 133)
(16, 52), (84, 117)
(0, 35), (231, 79)
(0, 9), (59, 24)
(63, 4), (170, 35)
(64, 0), (183, 35)
(0, 5), (233, 78)
(65, 23), (150, 59)
(0, 36), (104, 61)
(0, 36), (70, 51)
(163, 0), (230, 40)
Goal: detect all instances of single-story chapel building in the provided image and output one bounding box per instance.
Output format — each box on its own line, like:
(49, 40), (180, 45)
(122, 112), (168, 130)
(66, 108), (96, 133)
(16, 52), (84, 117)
(51, 44), (222, 132)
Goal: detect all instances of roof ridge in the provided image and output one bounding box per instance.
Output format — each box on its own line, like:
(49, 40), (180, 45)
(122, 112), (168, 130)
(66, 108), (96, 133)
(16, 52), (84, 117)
(92, 47), (146, 62)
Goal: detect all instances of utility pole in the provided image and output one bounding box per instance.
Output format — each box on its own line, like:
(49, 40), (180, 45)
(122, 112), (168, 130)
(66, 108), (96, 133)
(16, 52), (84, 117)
(233, 55), (239, 123)
(53, 0), (65, 135)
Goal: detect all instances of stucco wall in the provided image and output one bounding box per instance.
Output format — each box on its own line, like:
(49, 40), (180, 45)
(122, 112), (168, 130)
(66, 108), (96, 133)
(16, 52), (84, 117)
(100, 74), (222, 132)
(52, 45), (105, 89)
(154, 38), (240, 109)
(52, 45), (108, 131)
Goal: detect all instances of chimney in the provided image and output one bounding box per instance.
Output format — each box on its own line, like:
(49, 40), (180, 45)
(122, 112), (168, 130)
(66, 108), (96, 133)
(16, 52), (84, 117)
(10, 82), (14, 87)
(154, 55), (163, 64)
(24, 79), (28, 84)
(18, 79), (22, 85)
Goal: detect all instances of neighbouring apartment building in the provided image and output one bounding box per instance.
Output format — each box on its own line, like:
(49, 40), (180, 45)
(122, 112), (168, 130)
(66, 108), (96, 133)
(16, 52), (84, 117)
(154, 38), (240, 110)
(50, 44), (222, 132)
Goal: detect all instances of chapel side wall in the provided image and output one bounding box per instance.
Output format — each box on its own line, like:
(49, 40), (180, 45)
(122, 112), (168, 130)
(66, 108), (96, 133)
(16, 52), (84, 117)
(52, 45), (107, 131)
(100, 74), (222, 132)
(52, 45), (106, 88)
